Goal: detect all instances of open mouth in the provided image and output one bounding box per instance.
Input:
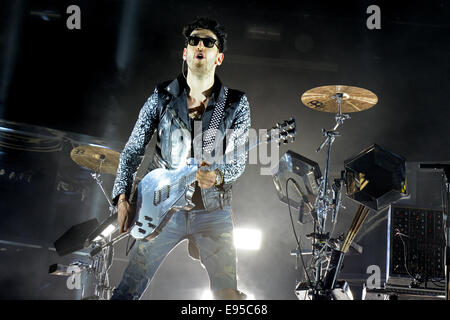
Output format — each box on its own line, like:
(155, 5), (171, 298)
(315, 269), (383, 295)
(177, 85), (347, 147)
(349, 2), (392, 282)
(196, 53), (204, 60)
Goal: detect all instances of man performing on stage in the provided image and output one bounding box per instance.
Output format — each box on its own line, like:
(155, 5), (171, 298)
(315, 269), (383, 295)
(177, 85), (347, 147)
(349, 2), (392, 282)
(110, 17), (251, 300)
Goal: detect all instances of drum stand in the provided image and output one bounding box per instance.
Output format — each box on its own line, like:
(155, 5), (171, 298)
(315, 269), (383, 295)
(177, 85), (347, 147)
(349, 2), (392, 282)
(315, 93), (350, 232)
(296, 93), (352, 300)
(91, 172), (115, 215)
(83, 159), (121, 299)
(71, 163), (119, 300)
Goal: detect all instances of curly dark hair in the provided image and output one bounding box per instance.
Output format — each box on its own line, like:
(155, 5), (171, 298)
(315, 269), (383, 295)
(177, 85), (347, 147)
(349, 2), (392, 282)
(182, 17), (227, 52)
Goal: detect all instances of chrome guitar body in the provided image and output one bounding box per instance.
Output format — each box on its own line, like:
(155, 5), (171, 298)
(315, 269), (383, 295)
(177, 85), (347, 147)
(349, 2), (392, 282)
(130, 158), (198, 239)
(129, 118), (297, 240)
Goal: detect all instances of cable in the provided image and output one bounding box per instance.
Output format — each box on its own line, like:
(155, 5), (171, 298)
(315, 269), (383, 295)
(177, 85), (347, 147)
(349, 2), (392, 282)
(395, 229), (419, 282)
(286, 178), (301, 244)
(286, 177), (312, 285)
(394, 228), (447, 291)
(125, 234), (136, 256)
(430, 279), (445, 287)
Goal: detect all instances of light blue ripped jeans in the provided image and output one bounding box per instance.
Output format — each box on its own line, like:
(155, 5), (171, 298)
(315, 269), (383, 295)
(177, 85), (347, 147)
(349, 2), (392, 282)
(110, 206), (236, 300)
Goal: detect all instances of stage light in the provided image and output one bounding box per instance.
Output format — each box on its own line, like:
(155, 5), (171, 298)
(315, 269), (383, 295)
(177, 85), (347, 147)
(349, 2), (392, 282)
(201, 289), (213, 300)
(30, 10), (61, 22)
(245, 292), (255, 300)
(233, 228), (261, 250)
(200, 289), (255, 300)
(101, 224), (116, 237)
(93, 224), (116, 241)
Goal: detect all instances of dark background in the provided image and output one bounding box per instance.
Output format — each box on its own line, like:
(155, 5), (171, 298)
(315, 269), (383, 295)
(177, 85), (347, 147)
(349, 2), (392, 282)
(0, 0), (449, 299)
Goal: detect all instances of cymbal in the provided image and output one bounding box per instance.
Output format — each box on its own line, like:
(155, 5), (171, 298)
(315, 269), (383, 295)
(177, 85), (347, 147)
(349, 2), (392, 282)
(70, 145), (120, 175)
(301, 85), (378, 113)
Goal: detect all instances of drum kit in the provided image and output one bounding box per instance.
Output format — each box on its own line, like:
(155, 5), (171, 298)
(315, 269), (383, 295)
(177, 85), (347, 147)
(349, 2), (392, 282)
(284, 84), (382, 300)
(62, 145), (123, 299)
(294, 86), (450, 301)
(300, 85), (378, 231)
(62, 84), (397, 300)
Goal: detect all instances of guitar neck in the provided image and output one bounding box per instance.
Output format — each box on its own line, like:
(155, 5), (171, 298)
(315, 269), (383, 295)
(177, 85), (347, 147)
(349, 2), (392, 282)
(180, 118), (296, 188)
(210, 134), (264, 171)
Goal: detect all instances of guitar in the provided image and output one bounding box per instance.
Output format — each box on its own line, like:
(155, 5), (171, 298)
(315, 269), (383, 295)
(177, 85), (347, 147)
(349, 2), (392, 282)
(129, 118), (297, 240)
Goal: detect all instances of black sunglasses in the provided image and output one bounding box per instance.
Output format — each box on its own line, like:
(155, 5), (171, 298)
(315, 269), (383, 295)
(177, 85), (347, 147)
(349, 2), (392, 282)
(186, 36), (218, 49)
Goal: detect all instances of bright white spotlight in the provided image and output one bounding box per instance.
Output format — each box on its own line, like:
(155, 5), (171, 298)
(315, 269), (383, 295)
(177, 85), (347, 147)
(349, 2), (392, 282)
(201, 289), (255, 300)
(201, 289), (213, 300)
(233, 228), (261, 250)
(101, 224), (116, 237)
(94, 224), (117, 241)
(245, 292), (255, 300)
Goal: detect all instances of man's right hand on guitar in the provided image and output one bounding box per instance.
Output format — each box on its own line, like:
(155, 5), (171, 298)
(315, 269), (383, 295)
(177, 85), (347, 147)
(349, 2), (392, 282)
(117, 194), (133, 234)
(196, 161), (220, 189)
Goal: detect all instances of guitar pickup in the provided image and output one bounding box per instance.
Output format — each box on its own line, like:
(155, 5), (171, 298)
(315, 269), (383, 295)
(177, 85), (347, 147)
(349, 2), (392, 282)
(135, 221), (143, 227)
(153, 185), (171, 205)
(147, 223), (156, 229)
(153, 190), (161, 205)
(138, 228), (146, 234)
(144, 216), (153, 221)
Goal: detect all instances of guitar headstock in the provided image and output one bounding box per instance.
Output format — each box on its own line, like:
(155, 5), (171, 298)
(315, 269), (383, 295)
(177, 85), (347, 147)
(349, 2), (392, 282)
(267, 118), (297, 145)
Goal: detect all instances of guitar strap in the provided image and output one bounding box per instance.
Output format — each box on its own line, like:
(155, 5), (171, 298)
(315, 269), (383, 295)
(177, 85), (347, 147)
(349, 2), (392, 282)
(202, 86), (228, 154)
(188, 88), (229, 260)
(165, 86), (229, 158)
